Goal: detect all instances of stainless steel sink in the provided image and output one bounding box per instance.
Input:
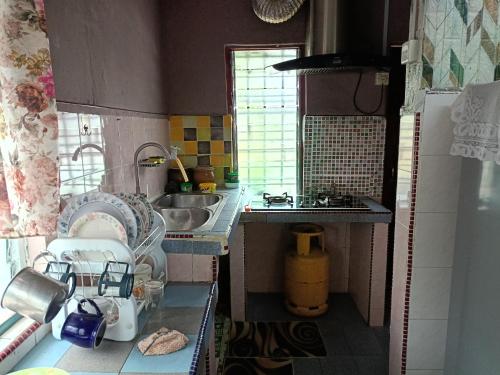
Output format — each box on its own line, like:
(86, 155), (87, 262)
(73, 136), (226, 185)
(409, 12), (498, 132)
(153, 192), (227, 232)
(154, 193), (222, 208)
(157, 207), (212, 231)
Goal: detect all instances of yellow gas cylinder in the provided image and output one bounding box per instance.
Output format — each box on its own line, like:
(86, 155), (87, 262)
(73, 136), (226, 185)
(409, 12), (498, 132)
(284, 224), (330, 317)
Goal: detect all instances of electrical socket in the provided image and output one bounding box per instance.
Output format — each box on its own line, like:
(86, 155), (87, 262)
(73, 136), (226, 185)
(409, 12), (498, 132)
(375, 72), (390, 86)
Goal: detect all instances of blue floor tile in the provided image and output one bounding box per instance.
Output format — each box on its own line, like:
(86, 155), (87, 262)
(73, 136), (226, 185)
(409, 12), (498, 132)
(162, 284), (210, 307)
(121, 334), (197, 373)
(14, 336), (72, 370)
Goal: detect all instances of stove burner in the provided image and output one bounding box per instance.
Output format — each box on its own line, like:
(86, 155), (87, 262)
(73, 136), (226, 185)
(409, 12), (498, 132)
(313, 193), (354, 208)
(263, 192), (294, 207)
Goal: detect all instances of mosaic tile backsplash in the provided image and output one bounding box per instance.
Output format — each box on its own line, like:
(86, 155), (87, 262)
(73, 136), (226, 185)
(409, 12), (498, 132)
(303, 116), (386, 200)
(405, 0), (500, 109)
(169, 115), (233, 185)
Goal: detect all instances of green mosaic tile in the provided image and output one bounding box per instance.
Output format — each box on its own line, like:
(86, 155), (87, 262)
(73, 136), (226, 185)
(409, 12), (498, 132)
(422, 56), (434, 88)
(455, 0), (468, 24)
(450, 49), (464, 86)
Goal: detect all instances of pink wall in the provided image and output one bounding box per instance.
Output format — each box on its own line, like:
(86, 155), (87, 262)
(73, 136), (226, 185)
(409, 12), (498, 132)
(45, 0), (166, 114)
(162, 0), (409, 116)
(44, 0), (409, 116)
(161, 0), (306, 115)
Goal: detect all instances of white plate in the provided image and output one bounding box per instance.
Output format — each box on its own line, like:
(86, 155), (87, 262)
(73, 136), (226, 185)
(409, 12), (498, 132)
(115, 193), (147, 243)
(58, 192), (138, 248)
(68, 212), (128, 244)
(136, 194), (155, 236)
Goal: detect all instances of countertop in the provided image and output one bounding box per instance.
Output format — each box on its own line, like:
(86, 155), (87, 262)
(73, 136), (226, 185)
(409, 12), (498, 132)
(239, 196), (392, 223)
(161, 187), (245, 256)
(13, 283), (217, 375)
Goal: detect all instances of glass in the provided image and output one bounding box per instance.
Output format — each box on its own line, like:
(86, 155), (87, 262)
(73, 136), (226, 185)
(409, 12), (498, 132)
(145, 280), (164, 310)
(233, 49), (299, 195)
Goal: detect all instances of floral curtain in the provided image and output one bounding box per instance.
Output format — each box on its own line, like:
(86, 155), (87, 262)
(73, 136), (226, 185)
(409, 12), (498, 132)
(0, 0), (59, 237)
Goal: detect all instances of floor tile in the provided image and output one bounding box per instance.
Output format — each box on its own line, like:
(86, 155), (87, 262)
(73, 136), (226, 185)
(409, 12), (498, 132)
(13, 335), (72, 370)
(354, 355), (388, 375)
(320, 356), (359, 375)
(344, 327), (383, 356)
(141, 307), (205, 335)
(121, 334), (196, 373)
(293, 358), (324, 375)
(223, 357), (293, 375)
(372, 327), (390, 354)
(56, 340), (134, 373)
(317, 321), (351, 355)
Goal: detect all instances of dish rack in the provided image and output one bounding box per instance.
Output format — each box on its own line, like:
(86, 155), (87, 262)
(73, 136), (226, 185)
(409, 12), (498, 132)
(47, 211), (166, 342)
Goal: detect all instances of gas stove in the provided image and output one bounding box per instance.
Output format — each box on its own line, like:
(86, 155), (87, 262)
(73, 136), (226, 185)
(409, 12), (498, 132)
(252, 192), (370, 211)
(263, 192), (294, 207)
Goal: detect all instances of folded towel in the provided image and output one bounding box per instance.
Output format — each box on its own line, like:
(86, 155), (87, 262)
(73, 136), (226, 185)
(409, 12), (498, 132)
(137, 327), (189, 356)
(450, 81), (500, 162)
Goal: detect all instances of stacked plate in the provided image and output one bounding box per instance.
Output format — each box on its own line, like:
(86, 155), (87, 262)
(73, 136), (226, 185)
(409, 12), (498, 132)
(58, 192), (155, 249)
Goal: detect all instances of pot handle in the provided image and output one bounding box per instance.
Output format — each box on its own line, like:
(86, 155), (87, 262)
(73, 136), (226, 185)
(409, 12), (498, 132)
(66, 272), (77, 299)
(32, 251), (57, 269)
(78, 299), (103, 317)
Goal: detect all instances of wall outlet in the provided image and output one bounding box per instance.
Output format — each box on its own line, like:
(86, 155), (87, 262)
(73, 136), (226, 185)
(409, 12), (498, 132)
(375, 72), (390, 86)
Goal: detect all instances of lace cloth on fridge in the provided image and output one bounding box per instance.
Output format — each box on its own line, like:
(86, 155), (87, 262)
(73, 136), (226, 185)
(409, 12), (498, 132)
(450, 81), (500, 163)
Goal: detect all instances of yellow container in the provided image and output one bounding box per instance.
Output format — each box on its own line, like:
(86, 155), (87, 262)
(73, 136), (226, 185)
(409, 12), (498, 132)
(198, 182), (217, 193)
(284, 223), (330, 317)
(291, 223), (324, 255)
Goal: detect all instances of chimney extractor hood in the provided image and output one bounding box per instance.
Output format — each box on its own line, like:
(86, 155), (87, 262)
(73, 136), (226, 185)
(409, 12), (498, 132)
(273, 0), (390, 74)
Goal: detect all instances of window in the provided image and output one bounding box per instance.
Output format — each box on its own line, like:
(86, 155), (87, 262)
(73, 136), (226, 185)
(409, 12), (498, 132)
(230, 48), (300, 195)
(0, 239), (29, 332)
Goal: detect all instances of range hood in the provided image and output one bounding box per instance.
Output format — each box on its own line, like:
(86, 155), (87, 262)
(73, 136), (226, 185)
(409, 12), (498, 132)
(272, 0), (390, 74)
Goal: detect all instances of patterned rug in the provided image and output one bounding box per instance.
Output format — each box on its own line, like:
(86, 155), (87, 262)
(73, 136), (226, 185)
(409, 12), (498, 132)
(227, 321), (327, 358)
(223, 358), (293, 375)
(215, 314), (231, 375)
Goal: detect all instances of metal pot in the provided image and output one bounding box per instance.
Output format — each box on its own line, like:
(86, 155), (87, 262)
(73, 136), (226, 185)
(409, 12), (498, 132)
(1, 267), (74, 324)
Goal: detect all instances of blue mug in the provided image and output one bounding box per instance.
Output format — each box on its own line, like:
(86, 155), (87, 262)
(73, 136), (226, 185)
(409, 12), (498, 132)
(61, 299), (107, 349)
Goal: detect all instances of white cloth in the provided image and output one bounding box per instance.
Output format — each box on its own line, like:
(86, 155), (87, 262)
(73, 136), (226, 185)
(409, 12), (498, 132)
(450, 81), (500, 163)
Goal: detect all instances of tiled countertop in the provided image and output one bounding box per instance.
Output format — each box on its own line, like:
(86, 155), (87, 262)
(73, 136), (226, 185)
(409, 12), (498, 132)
(239, 196), (392, 223)
(13, 283), (217, 375)
(161, 188), (245, 256)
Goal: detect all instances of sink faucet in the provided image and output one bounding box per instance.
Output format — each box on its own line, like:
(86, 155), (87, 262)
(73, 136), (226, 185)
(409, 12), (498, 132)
(72, 143), (104, 161)
(134, 142), (172, 194)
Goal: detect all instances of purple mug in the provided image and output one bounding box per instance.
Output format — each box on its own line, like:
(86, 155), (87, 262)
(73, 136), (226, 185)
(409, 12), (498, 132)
(61, 299), (107, 349)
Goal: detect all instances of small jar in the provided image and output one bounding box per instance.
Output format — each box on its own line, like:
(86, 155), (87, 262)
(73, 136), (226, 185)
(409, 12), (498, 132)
(193, 166), (215, 186)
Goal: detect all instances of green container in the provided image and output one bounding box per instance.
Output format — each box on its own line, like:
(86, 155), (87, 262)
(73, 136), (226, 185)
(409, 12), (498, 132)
(226, 171), (239, 183)
(180, 182), (193, 192)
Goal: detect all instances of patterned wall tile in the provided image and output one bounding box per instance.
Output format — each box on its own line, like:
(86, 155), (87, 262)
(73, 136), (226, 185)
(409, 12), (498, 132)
(302, 116), (386, 200)
(169, 115), (233, 185)
(405, 0), (500, 110)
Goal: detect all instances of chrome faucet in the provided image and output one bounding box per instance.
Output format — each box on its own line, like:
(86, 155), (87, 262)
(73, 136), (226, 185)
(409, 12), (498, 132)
(134, 142), (172, 194)
(72, 143), (104, 161)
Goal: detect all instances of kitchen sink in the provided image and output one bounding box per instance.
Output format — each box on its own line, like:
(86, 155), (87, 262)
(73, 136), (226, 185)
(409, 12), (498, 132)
(153, 192), (227, 232)
(157, 207), (212, 231)
(154, 193), (222, 208)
